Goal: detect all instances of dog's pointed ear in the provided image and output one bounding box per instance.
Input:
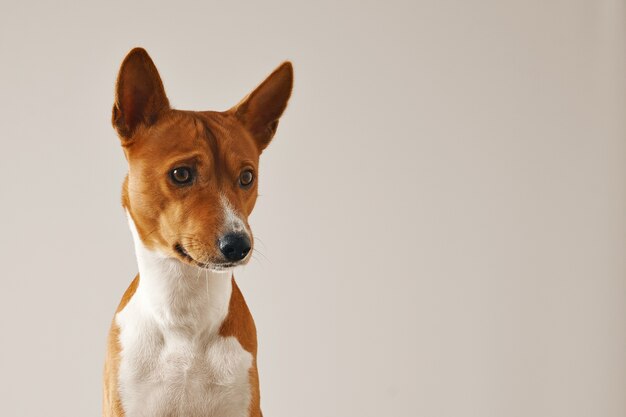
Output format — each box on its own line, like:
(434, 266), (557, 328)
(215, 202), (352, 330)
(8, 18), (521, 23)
(232, 62), (293, 151)
(112, 48), (170, 140)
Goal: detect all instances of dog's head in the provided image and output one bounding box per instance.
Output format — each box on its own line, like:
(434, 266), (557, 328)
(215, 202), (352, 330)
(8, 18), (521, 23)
(112, 48), (292, 271)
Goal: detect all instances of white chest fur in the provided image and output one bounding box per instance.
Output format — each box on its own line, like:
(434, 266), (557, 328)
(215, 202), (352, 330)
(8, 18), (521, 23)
(116, 217), (253, 417)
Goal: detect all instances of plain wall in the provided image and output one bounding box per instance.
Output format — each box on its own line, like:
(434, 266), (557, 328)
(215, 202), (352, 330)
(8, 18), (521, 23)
(0, 1), (624, 416)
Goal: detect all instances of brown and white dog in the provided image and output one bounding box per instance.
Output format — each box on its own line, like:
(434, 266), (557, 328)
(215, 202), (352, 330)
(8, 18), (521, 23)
(103, 48), (293, 417)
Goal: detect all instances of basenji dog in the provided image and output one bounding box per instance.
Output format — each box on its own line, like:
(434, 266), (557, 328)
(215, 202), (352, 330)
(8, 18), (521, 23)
(103, 48), (293, 417)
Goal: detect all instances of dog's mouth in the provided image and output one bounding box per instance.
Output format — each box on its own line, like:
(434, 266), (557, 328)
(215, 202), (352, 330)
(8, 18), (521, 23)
(173, 243), (239, 271)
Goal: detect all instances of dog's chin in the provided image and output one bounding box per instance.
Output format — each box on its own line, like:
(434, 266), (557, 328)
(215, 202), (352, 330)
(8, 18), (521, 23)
(196, 260), (249, 273)
(173, 243), (248, 272)
(205, 263), (236, 272)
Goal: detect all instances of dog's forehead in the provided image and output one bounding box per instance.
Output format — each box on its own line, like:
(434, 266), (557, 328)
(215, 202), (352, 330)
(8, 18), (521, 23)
(129, 110), (258, 163)
(199, 111), (258, 157)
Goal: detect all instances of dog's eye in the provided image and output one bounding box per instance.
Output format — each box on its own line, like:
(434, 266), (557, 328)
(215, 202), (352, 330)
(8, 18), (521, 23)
(170, 167), (194, 185)
(239, 169), (254, 188)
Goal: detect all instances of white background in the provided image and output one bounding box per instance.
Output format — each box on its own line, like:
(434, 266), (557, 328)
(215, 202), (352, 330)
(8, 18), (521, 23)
(0, 1), (624, 416)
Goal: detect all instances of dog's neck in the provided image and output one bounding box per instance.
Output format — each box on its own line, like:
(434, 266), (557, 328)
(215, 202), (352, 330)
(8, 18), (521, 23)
(126, 213), (233, 336)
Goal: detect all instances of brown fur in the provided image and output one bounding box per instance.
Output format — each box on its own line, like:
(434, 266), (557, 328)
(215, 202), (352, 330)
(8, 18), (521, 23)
(219, 279), (262, 417)
(103, 276), (139, 417)
(103, 48), (292, 417)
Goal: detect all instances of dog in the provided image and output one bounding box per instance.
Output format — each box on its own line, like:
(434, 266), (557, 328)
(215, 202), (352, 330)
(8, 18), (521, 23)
(102, 48), (293, 417)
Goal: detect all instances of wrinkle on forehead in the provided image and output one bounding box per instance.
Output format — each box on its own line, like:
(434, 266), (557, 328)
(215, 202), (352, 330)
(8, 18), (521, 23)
(197, 112), (260, 168)
(188, 113), (220, 169)
(127, 111), (208, 157)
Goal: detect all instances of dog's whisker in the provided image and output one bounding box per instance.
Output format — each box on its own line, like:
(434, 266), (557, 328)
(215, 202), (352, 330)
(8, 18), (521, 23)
(252, 247), (271, 263)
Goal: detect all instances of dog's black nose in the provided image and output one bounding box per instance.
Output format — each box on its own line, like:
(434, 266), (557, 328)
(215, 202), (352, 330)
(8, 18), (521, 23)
(218, 233), (251, 262)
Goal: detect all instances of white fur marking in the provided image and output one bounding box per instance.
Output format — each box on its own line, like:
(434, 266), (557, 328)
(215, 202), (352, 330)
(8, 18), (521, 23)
(220, 195), (248, 235)
(116, 214), (253, 417)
